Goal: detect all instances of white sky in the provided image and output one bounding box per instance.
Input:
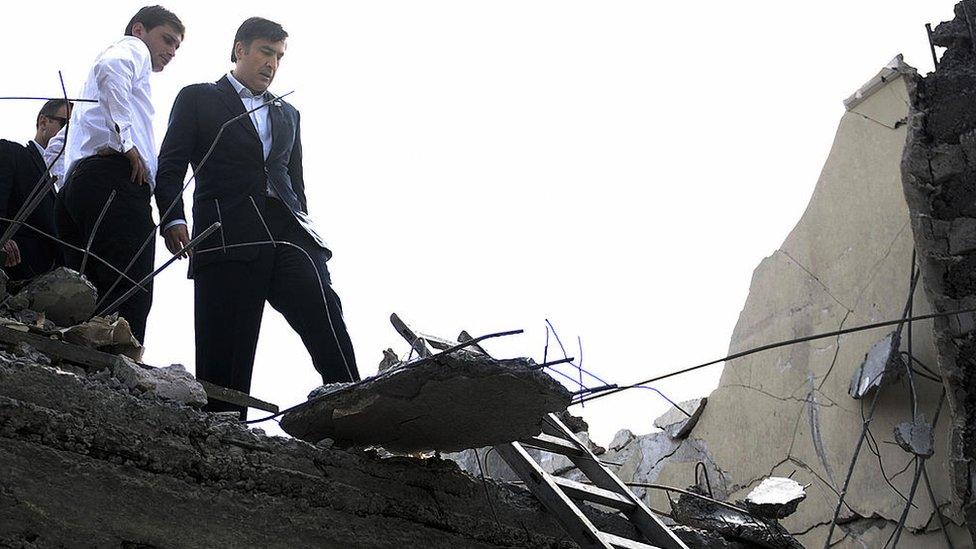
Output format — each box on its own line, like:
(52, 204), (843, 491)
(1, 1), (957, 444)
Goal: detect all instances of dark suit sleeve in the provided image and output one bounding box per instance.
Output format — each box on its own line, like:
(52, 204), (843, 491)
(155, 86), (197, 232)
(0, 142), (15, 224)
(287, 110), (308, 213)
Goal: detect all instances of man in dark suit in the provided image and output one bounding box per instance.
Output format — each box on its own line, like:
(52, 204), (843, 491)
(156, 17), (360, 418)
(0, 99), (71, 280)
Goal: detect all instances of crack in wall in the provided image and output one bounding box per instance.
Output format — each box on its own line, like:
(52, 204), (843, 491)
(816, 310), (852, 391)
(777, 249), (855, 313)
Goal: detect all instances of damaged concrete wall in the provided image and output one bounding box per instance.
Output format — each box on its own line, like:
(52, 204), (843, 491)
(901, 1), (976, 541)
(444, 56), (974, 547)
(641, 59), (972, 546)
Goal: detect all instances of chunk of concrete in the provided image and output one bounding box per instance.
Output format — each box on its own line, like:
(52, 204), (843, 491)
(111, 356), (207, 407)
(671, 489), (803, 549)
(7, 268), (96, 327)
(742, 477), (807, 520)
(653, 397), (707, 439)
(280, 351), (572, 452)
(61, 315), (143, 362)
(894, 414), (935, 457)
(849, 331), (902, 399)
(378, 348), (400, 372)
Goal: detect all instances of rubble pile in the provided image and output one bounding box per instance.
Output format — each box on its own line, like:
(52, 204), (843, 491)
(0, 268), (643, 546)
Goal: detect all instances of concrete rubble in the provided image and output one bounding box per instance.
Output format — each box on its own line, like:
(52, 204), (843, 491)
(742, 477), (806, 520)
(61, 314), (143, 361)
(281, 351), (572, 453)
(5, 267), (97, 327)
(848, 331), (901, 399)
(670, 490), (802, 549)
(0, 326), (645, 547)
(653, 398), (707, 440)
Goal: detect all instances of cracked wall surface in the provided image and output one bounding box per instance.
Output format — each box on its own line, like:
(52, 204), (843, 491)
(901, 1), (976, 541)
(643, 60), (974, 547)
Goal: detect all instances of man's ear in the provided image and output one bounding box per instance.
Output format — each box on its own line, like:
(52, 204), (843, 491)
(130, 22), (146, 38)
(35, 115), (44, 131)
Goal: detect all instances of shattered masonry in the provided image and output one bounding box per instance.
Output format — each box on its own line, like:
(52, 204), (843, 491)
(902, 0), (976, 541)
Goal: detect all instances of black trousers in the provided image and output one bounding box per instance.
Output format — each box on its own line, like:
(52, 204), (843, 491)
(55, 155), (155, 341)
(194, 197), (359, 419)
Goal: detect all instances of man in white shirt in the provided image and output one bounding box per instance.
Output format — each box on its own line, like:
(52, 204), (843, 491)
(55, 6), (183, 342)
(0, 99), (71, 280)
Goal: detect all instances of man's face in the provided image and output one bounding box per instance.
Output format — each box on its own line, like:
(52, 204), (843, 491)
(133, 22), (182, 72)
(233, 38), (286, 93)
(35, 104), (69, 147)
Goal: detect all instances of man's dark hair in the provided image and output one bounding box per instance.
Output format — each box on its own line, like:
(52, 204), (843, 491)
(231, 17), (288, 62)
(36, 99), (72, 127)
(124, 6), (185, 38)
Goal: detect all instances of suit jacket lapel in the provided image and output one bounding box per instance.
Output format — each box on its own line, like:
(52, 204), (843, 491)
(267, 93), (287, 159)
(215, 76), (262, 147)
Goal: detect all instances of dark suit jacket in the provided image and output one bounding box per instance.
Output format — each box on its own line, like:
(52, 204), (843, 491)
(0, 139), (58, 279)
(156, 75), (329, 277)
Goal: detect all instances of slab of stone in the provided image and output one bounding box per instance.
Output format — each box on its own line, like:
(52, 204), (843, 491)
(849, 331), (901, 399)
(653, 397), (707, 439)
(61, 315), (143, 362)
(741, 477), (806, 520)
(894, 414), (935, 457)
(6, 267), (96, 327)
(280, 351), (572, 452)
(671, 489), (802, 549)
(110, 357), (207, 408)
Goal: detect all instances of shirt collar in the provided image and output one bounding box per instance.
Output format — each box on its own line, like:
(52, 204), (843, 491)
(226, 71), (267, 100)
(28, 140), (45, 155)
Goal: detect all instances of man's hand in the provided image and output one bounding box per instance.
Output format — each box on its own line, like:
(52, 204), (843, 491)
(164, 224), (192, 259)
(2, 240), (21, 268)
(124, 147), (149, 185)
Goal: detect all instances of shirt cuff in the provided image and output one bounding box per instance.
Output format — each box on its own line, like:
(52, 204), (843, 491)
(162, 219), (187, 232)
(118, 127), (134, 153)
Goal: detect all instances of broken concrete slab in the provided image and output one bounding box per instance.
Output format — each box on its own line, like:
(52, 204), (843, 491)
(61, 315), (143, 362)
(110, 356), (207, 408)
(653, 398), (707, 439)
(848, 331), (902, 399)
(672, 525), (750, 549)
(894, 414), (935, 457)
(6, 267), (96, 327)
(280, 351), (572, 452)
(671, 489), (802, 549)
(741, 477), (806, 520)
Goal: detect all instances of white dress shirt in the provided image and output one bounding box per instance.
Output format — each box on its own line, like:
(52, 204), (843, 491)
(226, 71), (272, 161)
(63, 36), (158, 188)
(42, 128), (66, 189)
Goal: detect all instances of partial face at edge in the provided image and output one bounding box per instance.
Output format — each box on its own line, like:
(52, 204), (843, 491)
(132, 22), (182, 72)
(233, 38), (287, 93)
